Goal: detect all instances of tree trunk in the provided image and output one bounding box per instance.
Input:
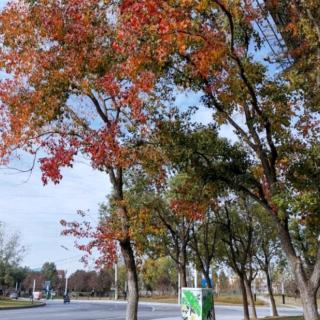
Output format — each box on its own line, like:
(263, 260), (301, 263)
(110, 169), (140, 320)
(179, 264), (187, 288)
(300, 287), (319, 320)
(239, 276), (250, 320)
(276, 222), (320, 320)
(120, 239), (139, 320)
(201, 268), (216, 320)
(244, 277), (257, 320)
(265, 269), (278, 317)
(180, 243), (188, 287)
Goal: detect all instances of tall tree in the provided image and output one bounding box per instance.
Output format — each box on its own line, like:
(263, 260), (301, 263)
(41, 262), (58, 288)
(114, 2), (320, 317)
(0, 2), (157, 319)
(254, 207), (282, 317)
(0, 222), (25, 291)
(217, 198), (258, 320)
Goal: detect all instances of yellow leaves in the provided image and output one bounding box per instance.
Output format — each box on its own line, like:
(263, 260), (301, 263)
(196, 0), (208, 12)
(191, 44), (226, 78)
(80, 79), (91, 94)
(251, 164), (263, 180)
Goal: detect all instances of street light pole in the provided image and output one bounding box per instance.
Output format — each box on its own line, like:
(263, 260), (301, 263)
(64, 270), (68, 295)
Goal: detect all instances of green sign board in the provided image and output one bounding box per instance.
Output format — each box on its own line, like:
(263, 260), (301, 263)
(181, 288), (214, 320)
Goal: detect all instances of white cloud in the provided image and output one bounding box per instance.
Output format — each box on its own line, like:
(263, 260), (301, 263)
(0, 157), (111, 273)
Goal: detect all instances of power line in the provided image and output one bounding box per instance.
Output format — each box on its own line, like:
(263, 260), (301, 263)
(28, 254), (84, 270)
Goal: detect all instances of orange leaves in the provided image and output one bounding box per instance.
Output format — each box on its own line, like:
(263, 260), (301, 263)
(170, 199), (205, 221)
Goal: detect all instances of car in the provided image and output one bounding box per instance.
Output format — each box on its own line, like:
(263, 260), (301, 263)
(9, 292), (18, 299)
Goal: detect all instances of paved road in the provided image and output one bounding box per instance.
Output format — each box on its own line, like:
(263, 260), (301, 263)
(0, 299), (303, 320)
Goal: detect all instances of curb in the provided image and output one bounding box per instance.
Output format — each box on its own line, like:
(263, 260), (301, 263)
(0, 302), (46, 311)
(54, 298), (179, 306)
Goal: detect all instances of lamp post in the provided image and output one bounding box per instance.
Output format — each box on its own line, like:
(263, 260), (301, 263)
(64, 270), (68, 295)
(60, 245), (69, 296)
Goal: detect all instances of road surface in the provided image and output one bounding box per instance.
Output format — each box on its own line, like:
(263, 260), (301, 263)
(0, 299), (303, 320)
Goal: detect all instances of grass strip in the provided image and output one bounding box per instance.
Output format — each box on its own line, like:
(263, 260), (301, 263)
(0, 298), (41, 309)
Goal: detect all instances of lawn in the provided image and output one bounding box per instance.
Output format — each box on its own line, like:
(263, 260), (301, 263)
(215, 294), (265, 306)
(141, 294), (266, 305)
(273, 296), (320, 308)
(0, 298), (41, 309)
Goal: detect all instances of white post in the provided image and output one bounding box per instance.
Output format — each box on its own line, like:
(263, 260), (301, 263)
(194, 268), (198, 288)
(114, 262), (118, 300)
(64, 270), (68, 295)
(178, 273), (181, 305)
(32, 279), (36, 294)
(15, 282), (18, 291)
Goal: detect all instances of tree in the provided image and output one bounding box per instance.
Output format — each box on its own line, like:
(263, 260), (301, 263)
(0, 2), (157, 319)
(22, 271), (45, 293)
(41, 262), (58, 289)
(115, 2), (320, 319)
(189, 206), (221, 320)
(96, 268), (113, 296)
(141, 257), (177, 296)
(217, 198), (258, 320)
(254, 208), (282, 317)
(0, 223), (25, 292)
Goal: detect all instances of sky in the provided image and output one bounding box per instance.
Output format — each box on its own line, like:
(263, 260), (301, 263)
(0, 156), (110, 273)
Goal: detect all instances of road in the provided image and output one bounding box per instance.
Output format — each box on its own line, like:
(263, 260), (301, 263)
(0, 299), (303, 320)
